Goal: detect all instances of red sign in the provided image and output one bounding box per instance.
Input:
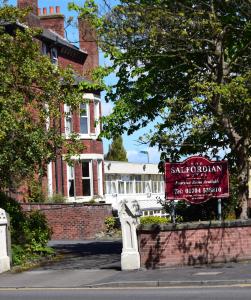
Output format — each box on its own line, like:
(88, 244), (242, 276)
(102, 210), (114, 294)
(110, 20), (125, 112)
(165, 156), (229, 204)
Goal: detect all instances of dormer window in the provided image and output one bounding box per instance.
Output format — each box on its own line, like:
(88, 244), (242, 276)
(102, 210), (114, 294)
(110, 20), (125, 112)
(50, 47), (58, 65)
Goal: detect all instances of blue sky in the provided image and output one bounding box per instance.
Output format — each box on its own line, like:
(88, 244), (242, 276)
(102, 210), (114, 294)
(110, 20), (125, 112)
(7, 0), (161, 164)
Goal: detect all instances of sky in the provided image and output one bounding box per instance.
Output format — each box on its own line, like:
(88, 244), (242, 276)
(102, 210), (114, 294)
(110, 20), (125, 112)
(7, 0), (161, 164)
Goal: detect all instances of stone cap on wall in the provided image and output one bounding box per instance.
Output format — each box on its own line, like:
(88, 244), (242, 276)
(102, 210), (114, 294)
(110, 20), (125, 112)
(0, 209), (8, 225)
(138, 219), (251, 232)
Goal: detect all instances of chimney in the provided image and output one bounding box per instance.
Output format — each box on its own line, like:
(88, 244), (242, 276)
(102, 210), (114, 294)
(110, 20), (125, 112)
(39, 6), (65, 38)
(17, 0), (38, 16)
(78, 18), (99, 78)
(49, 6), (54, 14)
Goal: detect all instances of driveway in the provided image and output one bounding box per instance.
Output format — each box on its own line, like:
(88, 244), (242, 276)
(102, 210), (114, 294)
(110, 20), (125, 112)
(38, 240), (122, 271)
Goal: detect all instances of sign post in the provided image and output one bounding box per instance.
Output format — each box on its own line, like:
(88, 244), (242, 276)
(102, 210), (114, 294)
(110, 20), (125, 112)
(218, 199), (222, 221)
(165, 156), (229, 214)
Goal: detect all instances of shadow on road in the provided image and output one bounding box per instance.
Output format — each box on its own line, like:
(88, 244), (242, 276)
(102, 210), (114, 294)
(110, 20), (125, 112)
(38, 240), (122, 271)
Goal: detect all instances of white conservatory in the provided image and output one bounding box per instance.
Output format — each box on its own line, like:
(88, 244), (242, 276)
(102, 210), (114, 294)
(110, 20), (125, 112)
(104, 161), (167, 216)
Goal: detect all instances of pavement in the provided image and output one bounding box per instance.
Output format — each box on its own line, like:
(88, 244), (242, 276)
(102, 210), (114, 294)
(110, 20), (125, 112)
(1, 240), (251, 288)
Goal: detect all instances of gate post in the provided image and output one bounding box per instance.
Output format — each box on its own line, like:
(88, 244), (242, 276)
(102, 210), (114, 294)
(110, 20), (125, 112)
(0, 208), (11, 273)
(118, 199), (142, 270)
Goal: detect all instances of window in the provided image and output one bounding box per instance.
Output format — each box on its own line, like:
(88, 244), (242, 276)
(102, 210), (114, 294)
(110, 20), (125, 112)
(50, 47), (58, 65)
(64, 105), (73, 135)
(67, 165), (75, 197)
(82, 161), (91, 196)
(97, 160), (103, 196)
(42, 43), (48, 55)
(94, 101), (100, 135)
(80, 103), (89, 134)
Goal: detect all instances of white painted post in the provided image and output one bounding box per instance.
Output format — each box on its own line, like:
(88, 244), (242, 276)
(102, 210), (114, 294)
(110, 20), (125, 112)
(218, 199), (222, 221)
(119, 199), (142, 270)
(0, 209), (10, 273)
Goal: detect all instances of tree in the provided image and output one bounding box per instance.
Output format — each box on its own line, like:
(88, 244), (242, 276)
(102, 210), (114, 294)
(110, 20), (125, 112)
(72, 0), (251, 219)
(0, 5), (83, 190)
(105, 135), (128, 161)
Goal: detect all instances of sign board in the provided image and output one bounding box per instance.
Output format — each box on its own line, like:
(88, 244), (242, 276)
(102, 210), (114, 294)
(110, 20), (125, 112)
(165, 156), (229, 204)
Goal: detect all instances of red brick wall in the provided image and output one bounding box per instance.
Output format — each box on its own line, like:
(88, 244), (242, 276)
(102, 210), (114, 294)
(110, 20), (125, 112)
(40, 15), (65, 38)
(21, 203), (112, 240)
(18, 0), (38, 15)
(138, 220), (251, 269)
(78, 18), (98, 79)
(59, 55), (84, 75)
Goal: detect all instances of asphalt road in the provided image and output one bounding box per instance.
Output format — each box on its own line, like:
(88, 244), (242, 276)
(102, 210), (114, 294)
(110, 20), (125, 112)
(1, 286), (251, 300)
(44, 240), (122, 270)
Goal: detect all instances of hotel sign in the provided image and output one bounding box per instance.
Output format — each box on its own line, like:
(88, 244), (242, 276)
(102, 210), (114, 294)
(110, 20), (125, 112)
(165, 156), (229, 204)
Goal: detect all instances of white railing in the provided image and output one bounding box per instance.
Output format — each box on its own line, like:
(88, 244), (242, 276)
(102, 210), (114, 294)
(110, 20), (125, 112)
(105, 180), (164, 195)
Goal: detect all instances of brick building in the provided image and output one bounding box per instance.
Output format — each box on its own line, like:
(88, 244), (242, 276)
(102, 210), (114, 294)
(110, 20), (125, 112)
(14, 0), (104, 202)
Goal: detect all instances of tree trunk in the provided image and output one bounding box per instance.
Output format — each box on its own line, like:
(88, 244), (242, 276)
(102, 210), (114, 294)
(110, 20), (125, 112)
(236, 146), (250, 219)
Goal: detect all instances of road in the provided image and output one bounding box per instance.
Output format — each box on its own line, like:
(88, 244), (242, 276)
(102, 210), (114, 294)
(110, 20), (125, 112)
(1, 286), (251, 300)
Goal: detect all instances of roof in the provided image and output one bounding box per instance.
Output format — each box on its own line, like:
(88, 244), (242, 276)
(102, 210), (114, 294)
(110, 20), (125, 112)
(104, 161), (162, 175)
(0, 20), (87, 61)
(40, 28), (87, 60)
(0, 20), (98, 87)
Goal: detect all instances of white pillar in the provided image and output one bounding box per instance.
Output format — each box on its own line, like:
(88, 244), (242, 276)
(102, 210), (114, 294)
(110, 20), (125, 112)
(119, 199), (142, 270)
(47, 162), (53, 197)
(0, 209), (10, 273)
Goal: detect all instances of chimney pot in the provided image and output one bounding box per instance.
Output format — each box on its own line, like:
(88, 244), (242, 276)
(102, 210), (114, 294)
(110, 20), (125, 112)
(43, 7), (47, 15)
(49, 6), (54, 14)
(56, 6), (60, 14)
(37, 7), (41, 15)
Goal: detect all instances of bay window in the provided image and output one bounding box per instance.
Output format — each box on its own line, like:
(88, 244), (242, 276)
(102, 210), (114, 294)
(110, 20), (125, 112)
(80, 103), (89, 135)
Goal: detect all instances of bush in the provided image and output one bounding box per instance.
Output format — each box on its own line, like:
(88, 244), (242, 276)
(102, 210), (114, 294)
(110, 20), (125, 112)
(104, 216), (121, 232)
(27, 180), (46, 203)
(0, 192), (53, 266)
(105, 216), (117, 232)
(140, 216), (170, 225)
(46, 193), (66, 203)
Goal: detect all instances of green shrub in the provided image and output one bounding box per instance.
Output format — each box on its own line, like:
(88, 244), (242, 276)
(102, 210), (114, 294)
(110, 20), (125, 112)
(104, 216), (121, 233)
(105, 216), (116, 232)
(0, 192), (53, 266)
(140, 216), (170, 225)
(27, 180), (46, 203)
(46, 193), (66, 203)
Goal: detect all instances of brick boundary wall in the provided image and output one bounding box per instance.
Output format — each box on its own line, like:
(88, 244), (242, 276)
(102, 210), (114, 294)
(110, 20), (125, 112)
(21, 203), (112, 240)
(138, 220), (251, 269)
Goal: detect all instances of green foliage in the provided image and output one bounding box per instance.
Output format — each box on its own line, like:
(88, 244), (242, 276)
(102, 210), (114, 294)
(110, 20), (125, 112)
(0, 5), (83, 190)
(104, 216), (120, 232)
(72, 0), (251, 218)
(46, 193), (66, 203)
(140, 216), (170, 225)
(105, 135), (128, 161)
(166, 200), (218, 222)
(0, 192), (53, 266)
(27, 180), (46, 203)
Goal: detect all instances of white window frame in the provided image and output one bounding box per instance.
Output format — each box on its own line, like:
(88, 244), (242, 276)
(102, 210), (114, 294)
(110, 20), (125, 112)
(79, 102), (90, 138)
(94, 100), (100, 136)
(82, 93), (101, 139)
(50, 47), (58, 65)
(64, 104), (73, 136)
(97, 160), (103, 196)
(67, 164), (75, 199)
